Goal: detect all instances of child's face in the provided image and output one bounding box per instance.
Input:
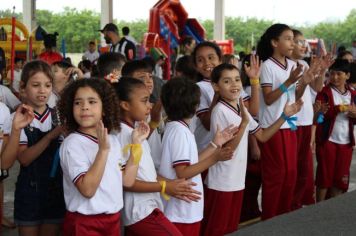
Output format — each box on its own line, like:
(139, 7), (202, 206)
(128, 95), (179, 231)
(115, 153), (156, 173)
(15, 60), (23, 70)
(23, 72), (52, 111)
(342, 53), (353, 63)
(272, 29), (295, 57)
(52, 65), (69, 85)
(131, 70), (154, 94)
(292, 35), (307, 59)
(213, 69), (242, 102)
(121, 86), (152, 122)
(329, 70), (350, 89)
(73, 86), (103, 132)
(195, 46), (222, 79)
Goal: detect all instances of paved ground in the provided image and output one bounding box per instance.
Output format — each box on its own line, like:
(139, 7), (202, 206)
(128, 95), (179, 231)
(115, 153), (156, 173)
(3, 152), (356, 235)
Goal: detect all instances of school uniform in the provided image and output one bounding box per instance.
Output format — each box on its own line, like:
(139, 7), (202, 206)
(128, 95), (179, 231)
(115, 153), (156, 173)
(117, 122), (182, 236)
(315, 85), (356, 192)
(195, 79), (214, 151)
(60, 131), (124, 235)
(258, 57), (298, 220)
(201, 99), (260, 236)
(159, 120), (204, 236)
(0, 102), (10, 169)
(293, 59), (315, 209)
(0, 84), (21, 110)
(5, 106), (65, 226)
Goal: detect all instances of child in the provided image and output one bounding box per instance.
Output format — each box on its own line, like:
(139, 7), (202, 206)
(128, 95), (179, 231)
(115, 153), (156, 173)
(256, 23), (308, 219)
(2, 60), (65, 236)
(192, 42), (252, 151)
(201, 63), (303, 236)
(113, 77), (200, 236)
(122, 60), (163, 169)
(0, 84), (21, 110)
(49, 61), (84, 107)
(159, 78), (237, 236)
(96, 52), (126, 82)
(6, 57), (24, 97)
(315, 59), (356, 201)
(58, 79), (142, 235)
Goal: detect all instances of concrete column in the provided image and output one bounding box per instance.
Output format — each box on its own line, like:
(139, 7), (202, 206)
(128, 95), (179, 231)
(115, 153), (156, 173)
(100, 0), (113, 46)
(214, 0), (225, 40)
(23, 0), (36, 33)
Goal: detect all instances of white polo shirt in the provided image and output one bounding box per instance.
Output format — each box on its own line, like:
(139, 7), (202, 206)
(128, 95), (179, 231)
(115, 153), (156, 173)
(296, 60), (314, 126)
(195, 79), (214, 151)
(159, 120), (204, 223)
(116, 122), (163, 226)
(206, 100), (260, 191)
(0, 102), (10, 157)
(60, 131), (124, 215)
(3, 106), (53, 145)
(0, 85), (20, 110)
(259, 57), (297, 129)
(329, 86), (351, 144)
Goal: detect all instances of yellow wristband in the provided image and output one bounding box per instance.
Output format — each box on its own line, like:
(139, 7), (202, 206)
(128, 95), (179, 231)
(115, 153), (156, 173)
(250, 78), (260, 85)
(149, 120), (160, 130)
(339, 104), (348, 113)
(159, 180), (170, 201)
(123, 144), (143, 165)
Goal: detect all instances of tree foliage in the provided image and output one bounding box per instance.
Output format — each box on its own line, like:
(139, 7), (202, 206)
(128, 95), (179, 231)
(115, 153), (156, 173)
(0, 8), (355, 53)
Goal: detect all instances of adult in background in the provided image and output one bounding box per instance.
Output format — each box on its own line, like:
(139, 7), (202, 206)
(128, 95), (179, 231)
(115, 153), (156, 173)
(99, 23), (136, 61)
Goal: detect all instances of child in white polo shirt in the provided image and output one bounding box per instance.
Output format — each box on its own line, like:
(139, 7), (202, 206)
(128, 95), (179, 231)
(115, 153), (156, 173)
(59, 79), (143, 235)
(201, 63), (303, 236)
(160, 77), (238, 236)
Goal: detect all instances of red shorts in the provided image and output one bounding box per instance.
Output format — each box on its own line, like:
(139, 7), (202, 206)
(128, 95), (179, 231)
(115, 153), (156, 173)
(316, 140), (353, 191)
(125, 208), (182, 236)
(201, 188), (244, 236)
(63, 211), (120, 236)
(173, 221), (200, 236)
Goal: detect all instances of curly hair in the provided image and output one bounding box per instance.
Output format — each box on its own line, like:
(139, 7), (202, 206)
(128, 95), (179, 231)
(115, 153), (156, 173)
(161, 77), (200, 120)
(58, 79), (121, 133)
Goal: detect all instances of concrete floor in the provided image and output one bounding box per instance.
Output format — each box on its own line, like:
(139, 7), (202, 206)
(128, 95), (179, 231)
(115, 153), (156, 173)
(2, 153), (356, 236)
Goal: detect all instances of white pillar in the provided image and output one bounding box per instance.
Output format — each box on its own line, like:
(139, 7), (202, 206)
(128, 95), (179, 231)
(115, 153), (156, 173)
(23, 0), (36, 33)
(214, 0), (225, 40)
(100, 0), (113, 46)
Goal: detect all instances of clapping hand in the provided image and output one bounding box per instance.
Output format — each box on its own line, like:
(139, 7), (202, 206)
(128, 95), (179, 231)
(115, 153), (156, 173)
(132, 121), (150, 144)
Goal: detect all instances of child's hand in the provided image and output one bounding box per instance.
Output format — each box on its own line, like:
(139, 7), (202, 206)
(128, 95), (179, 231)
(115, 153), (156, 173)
(313, 100), (329, 114)
(12, 104), (35, 131)
(244, 54), (261, 81)
(166, 179), (201, 203)
(96, 120), (110, 151)
(46, 125), (64, 141)
(132, 121), (150, 144)
(283, 99), (303, 117)
(348, 104), (356, 118)
(287, 64), (304, 84)
(240, 97), (249, 126)
(215, 146), (234, 162)
(150, 100), (162, 124)
(212, 124), (238, 147)
(319, 53), (334, 72)
(65, 67), (84, 80)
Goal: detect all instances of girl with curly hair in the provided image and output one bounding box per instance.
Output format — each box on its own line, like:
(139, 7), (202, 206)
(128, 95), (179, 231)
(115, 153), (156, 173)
(58, 79), (146, 235)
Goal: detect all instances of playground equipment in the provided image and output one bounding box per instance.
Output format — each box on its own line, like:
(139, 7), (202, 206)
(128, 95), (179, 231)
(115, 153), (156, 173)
(144, 0), (206, 80)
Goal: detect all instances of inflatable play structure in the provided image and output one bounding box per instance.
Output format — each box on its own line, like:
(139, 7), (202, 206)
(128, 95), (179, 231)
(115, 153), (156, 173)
(144, 0), (234, 80)
(0, 18), (44, 62)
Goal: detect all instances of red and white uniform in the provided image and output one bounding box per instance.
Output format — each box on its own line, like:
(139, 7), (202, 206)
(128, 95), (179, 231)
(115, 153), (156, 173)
(116, 122), (163, 226)
(60, 131), (124, 215)
(159, 120), (204, 224)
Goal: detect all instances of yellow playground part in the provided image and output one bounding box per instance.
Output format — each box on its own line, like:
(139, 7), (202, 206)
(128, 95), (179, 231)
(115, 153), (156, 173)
(0, 18), (43, 60)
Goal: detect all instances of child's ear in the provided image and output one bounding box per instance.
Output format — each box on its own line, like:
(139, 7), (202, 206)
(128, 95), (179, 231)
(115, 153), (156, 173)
(346, 72), (350, 80)
(212, 82), (219, 93)
(119, 100), (130, 112)
(271, 39), (278, 48)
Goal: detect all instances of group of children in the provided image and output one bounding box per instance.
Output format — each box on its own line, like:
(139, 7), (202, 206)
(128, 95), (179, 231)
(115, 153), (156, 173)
(0, 22), (355, 236)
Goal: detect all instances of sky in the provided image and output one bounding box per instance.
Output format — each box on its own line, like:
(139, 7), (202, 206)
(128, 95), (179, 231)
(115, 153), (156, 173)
(1, 0), (356, 26)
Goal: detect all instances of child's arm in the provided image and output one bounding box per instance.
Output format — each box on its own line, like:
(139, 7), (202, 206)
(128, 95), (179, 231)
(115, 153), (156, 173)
(148, 100), (162, 136)
(122, 121), (150, 187)
(17, 125), (62, 167)
(197, 92), (220, 131)
(244, 54), (261, 116)
(263, 64), (303, 105)
(75, 121), (110, 198)
(1, 105), (34, 169)
(124, 177), (201, 202)
(254, 100), (303, 142)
